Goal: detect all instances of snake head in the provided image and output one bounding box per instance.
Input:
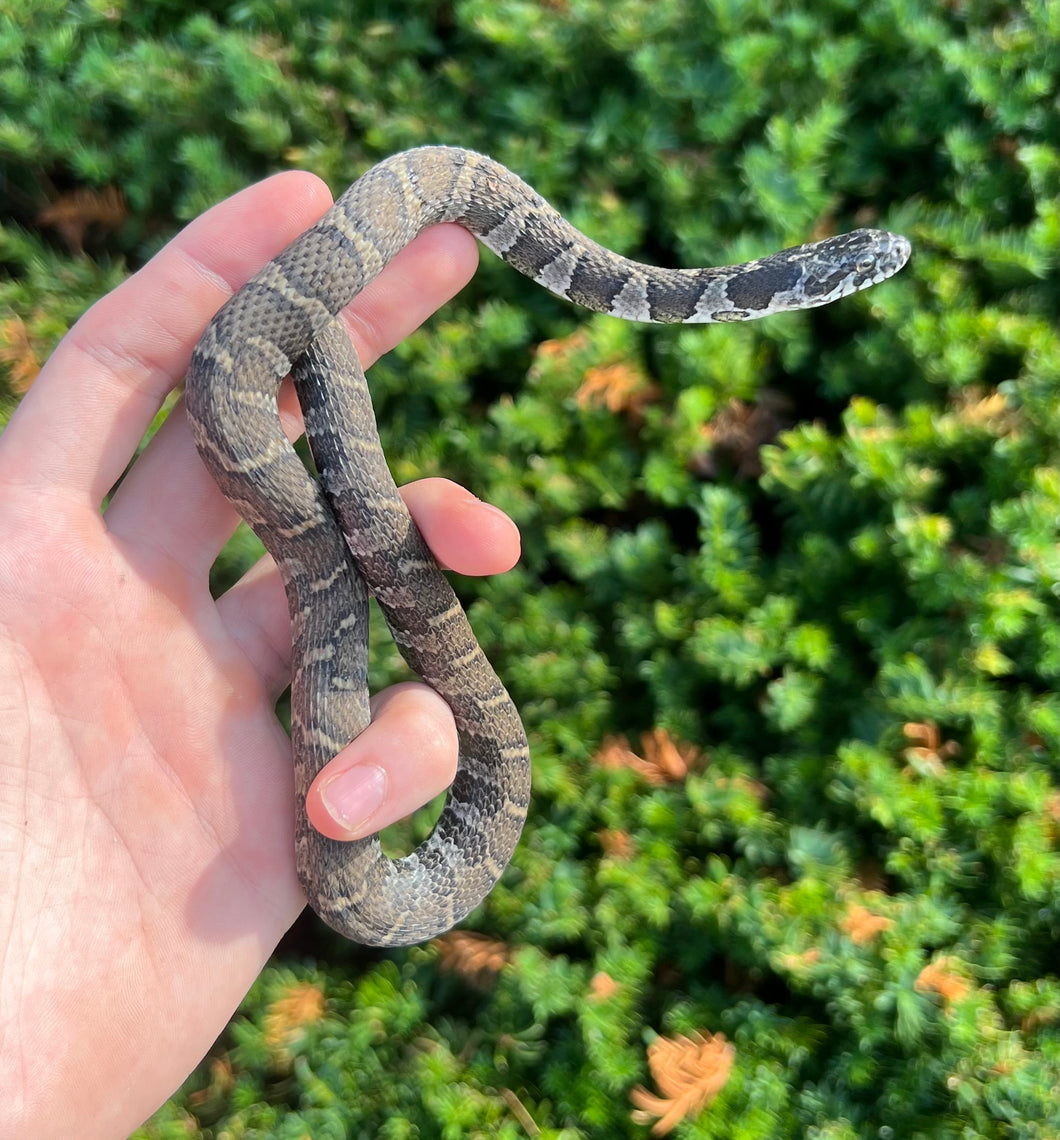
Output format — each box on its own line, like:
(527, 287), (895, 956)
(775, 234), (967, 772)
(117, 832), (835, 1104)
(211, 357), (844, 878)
(792, 227), (912, 306)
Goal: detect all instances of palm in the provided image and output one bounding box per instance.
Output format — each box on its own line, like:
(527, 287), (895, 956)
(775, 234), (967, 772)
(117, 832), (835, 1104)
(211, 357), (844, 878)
(0, 174), (516, 1139)
(0, 491), (300, 1135)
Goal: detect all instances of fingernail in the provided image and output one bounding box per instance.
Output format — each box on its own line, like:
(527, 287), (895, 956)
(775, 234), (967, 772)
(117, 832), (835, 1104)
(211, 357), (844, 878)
(319, 764), (387, 836)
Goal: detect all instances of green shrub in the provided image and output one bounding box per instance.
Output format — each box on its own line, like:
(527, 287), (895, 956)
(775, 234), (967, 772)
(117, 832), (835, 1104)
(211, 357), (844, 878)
(2, 0), (1056, 1136)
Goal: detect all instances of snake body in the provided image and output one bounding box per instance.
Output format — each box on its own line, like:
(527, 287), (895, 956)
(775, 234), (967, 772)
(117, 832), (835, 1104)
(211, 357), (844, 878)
(185, 146), (910, 946)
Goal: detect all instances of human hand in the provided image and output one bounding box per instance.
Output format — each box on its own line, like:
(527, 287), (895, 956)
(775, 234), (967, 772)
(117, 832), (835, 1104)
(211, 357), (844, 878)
(0, 173), (519, 1139)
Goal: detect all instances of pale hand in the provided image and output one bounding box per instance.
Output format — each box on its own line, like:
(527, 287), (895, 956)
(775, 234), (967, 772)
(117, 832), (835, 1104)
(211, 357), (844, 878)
(0, 173), (520, 1139)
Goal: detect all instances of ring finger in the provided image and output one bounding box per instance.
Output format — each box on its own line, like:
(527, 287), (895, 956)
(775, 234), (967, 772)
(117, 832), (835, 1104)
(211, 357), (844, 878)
(215, 476), (522, 699)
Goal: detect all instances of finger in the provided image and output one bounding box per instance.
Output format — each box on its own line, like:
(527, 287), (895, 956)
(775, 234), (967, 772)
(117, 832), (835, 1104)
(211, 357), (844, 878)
(216, 479), (521, 698)
(105, 225), (480, 572)
(1, 172), (335, 504)
(397, 478), (521, 577)
(303, 683), (460, 841)
(213, 554), (290, 696)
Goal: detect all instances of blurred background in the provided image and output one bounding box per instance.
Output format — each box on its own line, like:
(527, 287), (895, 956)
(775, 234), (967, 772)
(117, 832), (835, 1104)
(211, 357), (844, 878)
(2, 0), (1057, 1136)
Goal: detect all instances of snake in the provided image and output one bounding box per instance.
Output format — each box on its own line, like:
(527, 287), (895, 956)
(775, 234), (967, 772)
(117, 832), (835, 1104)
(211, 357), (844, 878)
(184, 145), (910, 947)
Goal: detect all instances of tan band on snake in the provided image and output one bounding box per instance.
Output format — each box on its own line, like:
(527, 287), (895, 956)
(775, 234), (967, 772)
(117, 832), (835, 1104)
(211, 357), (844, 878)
(184, 146), (910, 947)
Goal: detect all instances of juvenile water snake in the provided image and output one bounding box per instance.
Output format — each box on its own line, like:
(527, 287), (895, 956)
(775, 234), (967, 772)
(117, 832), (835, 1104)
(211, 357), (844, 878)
(184, 146), (910, 946)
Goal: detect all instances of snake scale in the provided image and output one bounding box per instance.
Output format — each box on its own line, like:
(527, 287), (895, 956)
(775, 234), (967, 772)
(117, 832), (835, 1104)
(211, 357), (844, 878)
(185, 146), (910, 947)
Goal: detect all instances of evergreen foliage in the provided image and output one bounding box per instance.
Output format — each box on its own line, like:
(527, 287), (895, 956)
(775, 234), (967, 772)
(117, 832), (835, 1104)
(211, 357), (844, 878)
(2, 0), (1057, 1136)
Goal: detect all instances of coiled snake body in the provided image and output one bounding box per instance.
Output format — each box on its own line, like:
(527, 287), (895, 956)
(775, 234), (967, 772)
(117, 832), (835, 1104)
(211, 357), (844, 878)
(185, 146), (910, 946)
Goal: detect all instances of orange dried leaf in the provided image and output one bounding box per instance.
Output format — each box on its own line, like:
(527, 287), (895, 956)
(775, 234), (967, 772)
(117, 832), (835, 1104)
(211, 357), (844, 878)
(599, 827), (635, 859)
(902, 721), (935, 746)
(630, 1031), (734, 1136)
(595, 729), (701, 786)
(950, 387), (1018, 434)
(187, 1057), (235, 1109)
(589, 971), (622, 1002)
(964, 390), (1009, 424)
(576, 361), (659, 417)
(902, 720), (959, 775)
(263, 982), (325, 1055)
(915, 959), (971, 1006)
(536, 329), (590, 360)
(595, 734), (645, 776)
(841, 903), (893, 945)
(435, 930), (510, 988)
(640, 727), (701, 782)
(0, 316), (42, 393)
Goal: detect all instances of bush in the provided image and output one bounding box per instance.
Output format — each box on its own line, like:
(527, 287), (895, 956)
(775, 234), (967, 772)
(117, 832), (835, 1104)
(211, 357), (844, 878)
(2, 0), (1056, 1136)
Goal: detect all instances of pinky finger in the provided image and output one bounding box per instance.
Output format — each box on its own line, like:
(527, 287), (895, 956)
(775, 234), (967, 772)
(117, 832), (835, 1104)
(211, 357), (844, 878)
(215, 557), (463, 838)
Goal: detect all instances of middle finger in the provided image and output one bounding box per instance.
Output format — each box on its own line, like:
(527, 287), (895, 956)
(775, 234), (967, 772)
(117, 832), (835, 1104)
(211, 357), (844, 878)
(106, 224), (479, 572)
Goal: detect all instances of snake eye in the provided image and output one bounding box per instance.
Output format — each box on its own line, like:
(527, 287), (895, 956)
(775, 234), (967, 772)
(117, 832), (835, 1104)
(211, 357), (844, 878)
(856, 255), (876, 276)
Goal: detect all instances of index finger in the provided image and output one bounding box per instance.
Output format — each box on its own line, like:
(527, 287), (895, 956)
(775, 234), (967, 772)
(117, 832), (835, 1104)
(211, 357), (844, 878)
(1, 172), (334, 503)
(0, 172), (480, 507)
